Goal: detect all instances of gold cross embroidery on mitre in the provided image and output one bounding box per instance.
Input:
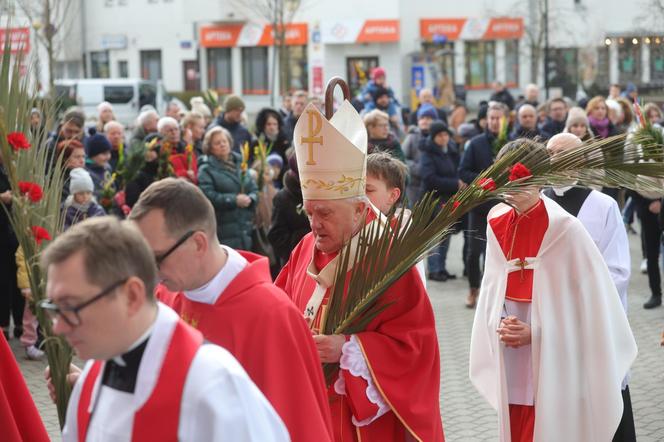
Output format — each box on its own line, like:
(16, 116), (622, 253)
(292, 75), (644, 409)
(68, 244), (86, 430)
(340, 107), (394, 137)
(300, 109), (323, 165)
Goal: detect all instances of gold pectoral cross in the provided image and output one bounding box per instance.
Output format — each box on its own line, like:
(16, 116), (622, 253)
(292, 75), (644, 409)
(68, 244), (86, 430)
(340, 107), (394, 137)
(300, 109), (323, 165)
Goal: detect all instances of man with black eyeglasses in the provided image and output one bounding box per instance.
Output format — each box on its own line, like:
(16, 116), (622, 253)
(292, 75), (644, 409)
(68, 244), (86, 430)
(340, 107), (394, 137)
(128, 178), (334, 442)
(42, 216), (288, 441)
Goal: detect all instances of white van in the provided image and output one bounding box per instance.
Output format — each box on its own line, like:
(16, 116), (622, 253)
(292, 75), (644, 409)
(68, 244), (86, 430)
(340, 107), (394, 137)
(54, 78), (185, 128)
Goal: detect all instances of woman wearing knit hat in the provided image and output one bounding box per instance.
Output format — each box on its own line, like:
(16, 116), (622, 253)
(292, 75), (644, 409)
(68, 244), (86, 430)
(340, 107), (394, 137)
(563, 106), (595, 142)
(95, 101), (116, 133)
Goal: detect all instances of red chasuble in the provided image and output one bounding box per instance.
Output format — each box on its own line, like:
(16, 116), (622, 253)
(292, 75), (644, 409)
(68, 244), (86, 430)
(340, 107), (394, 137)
(488, 199), (549, 303)
(0, 333), (50, 442)
(156, 251), (333, 442)
(276, 232), (444, 442)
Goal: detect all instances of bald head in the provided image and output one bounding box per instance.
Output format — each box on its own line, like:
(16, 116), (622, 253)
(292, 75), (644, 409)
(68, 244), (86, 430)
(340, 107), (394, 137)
(419, 88), (434, 104)
(525, 84), (539, 101)
(518, 104), (537, 130)
(546, 133), (583, 156)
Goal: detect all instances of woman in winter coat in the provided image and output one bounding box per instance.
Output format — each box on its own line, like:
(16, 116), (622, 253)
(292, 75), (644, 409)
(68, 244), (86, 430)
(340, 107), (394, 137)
(364, 109), (406, 162)
(419, 122), (464, 282)
(254, 108), (291, 185)
(268, 154), (310, 270)
(586, 96), (622, 201)
(198, 126), (258, 250)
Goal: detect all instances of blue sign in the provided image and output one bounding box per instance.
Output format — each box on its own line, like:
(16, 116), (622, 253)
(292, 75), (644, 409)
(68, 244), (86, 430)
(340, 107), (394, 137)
(180, 41), (192, 49)
(411, 65), (425, 93)
(432, 34), (448, 45)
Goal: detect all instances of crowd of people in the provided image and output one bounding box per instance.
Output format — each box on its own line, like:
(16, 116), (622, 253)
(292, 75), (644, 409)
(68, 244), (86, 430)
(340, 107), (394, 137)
(0, 65), (662, 441)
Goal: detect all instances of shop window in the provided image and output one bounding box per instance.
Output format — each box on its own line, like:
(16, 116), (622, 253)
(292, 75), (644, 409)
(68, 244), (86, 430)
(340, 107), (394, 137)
(421, 41), (456, 87)
(346, 56), (379, 98)
(118, 60), (128, 78)
(650, 37), (664, 82)
(90, 50), (110, 78)
(242, 47), (269, 95)
(208, 48), (232, 94)
(504, 40), (519, 87)
(618, 39), (641, 84)
(282, 45), (308, 92)
(465, 41), (495, 89)
(547, 48), (578, 98)
(140, 50), (162, 81)
(594, 46), (610, 89)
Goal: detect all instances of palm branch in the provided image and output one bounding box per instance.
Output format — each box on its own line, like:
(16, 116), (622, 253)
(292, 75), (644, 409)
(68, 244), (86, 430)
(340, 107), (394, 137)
(320, 132), (664, 384)
(0, 40), (73, 425)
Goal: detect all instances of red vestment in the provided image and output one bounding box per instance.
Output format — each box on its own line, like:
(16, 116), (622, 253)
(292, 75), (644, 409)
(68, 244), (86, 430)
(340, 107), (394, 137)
(489, 200), (548, 442)
(77, 319), (202, 441)
(0, 333), (49, 442)
(275, 232), (444, 442)
(156, 251), (333, 442)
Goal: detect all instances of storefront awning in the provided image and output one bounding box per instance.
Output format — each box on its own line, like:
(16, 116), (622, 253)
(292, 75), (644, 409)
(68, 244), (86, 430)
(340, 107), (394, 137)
(200, 23), (308, 48)
(321, 19), (400, 44)
(420, 17), (523, 41)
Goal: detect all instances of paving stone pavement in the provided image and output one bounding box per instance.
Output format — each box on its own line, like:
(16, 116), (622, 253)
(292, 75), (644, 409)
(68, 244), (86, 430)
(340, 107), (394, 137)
(9, 231), (664, 441)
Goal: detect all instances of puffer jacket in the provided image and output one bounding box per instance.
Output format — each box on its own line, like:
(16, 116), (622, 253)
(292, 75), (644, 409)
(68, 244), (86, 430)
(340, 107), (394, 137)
(198, 152), (258, 250)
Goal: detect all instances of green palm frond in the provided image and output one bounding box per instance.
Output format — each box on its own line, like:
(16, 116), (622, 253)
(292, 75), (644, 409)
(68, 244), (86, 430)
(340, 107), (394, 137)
(319, 132), (664, 384)
(0, 36), (73, 426)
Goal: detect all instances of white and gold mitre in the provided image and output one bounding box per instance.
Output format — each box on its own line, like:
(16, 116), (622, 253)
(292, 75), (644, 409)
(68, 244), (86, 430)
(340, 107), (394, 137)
(294, 100), (367, 200)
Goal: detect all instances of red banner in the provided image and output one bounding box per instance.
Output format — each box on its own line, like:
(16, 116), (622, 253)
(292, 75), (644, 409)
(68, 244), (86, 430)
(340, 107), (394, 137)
(200, 24), (243, 48)
(200, 23), (308, 48)
(0, 28), (30, 54)
(357, 20), (400, 43)
(420, 18), (523, 41)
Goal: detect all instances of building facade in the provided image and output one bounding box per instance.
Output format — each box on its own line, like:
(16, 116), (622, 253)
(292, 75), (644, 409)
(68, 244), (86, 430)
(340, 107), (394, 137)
(4, 0), (663, 110)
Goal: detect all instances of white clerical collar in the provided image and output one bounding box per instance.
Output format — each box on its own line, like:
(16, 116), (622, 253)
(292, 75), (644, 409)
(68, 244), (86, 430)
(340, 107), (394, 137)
(111, 318), (155, 367)
(551, 182), (579, 196)
(183, 245), (248, 305)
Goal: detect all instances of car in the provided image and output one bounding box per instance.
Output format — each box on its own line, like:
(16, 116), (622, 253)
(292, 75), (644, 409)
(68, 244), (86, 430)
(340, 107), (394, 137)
(54, 78), (185, 128)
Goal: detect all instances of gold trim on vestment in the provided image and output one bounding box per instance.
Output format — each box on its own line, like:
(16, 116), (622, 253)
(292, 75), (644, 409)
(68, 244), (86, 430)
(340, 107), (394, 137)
(355, 336), (424, 442)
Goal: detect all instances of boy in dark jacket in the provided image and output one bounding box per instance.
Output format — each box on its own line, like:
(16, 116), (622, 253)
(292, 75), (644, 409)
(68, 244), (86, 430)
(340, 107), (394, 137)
(85, 131), (114, 200)
(420, 122), (465, 282)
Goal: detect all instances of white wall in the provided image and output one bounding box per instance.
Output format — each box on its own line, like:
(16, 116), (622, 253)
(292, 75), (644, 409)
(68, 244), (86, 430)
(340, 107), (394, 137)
(5, 0), (652, 108)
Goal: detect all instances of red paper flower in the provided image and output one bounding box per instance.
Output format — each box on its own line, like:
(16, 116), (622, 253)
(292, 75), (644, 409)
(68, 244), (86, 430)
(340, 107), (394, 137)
(18, 181), (43, 203)
(508, 162), (532, 182)
(478, 178), (497, 191)
(7, 132), (30, 151)
(31, 226), (51, 245)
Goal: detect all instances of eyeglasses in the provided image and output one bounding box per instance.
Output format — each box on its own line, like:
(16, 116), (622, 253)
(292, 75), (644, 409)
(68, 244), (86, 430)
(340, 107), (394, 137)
(39, 278), (129, 327)
(154, 230), (195, 268)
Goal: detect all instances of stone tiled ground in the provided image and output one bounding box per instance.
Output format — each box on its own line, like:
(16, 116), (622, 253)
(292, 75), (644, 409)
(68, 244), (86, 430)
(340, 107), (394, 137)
(10, 231), (664, 440)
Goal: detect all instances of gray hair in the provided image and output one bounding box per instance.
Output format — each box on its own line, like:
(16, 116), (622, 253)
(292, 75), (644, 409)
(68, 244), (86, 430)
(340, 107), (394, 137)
(202, 126), (233, 155)
(137, 109), (159, 127)
(488, 102), (508, 116)
(104, 120), (124, 132)
(157, 116), (179, 133)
